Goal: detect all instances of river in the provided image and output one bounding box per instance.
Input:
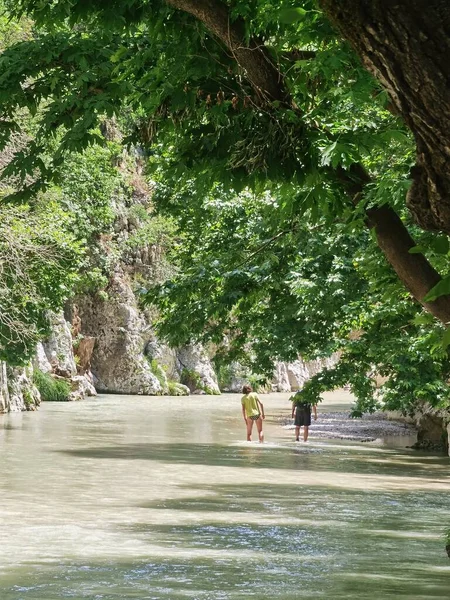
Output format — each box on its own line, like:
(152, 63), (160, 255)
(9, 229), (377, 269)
(0, 392), (449, 599)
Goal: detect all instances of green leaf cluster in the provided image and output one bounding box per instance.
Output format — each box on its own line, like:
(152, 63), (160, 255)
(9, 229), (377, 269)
(0, 0), (448, 416)
(33, 368), (71, 401)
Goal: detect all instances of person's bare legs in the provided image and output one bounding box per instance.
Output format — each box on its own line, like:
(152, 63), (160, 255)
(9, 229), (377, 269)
(246, 418), (254, 441)
(256, 417), (264, 443)
(295, 426), (300, 441)
(303, 425), (309, 442)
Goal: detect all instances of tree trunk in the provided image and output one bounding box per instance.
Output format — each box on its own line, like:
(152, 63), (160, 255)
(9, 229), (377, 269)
(367, 205), (450, 323)
(320, 0), (450, 234)
(166, 0), (450, 324)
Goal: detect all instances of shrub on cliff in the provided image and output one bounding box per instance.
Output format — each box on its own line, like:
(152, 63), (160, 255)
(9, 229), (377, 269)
(33, 369), (71, 402)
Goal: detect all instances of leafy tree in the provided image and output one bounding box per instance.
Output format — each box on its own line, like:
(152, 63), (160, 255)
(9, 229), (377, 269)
(1, 0), (450, 412)
(147, 187), (450, 414)
(0, 201), (83, 363)
(0, 0), (449, 325)
(319, 1), (450, 235)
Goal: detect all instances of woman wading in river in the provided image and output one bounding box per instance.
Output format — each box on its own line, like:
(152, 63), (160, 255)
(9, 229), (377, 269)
(241, 385), (265, 442)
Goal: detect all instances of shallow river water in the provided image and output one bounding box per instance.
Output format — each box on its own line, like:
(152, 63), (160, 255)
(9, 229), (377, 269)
(0, 392), (449, 600)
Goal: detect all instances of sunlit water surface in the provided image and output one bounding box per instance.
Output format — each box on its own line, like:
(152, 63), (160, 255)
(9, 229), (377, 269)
(0, 392), (449, 599)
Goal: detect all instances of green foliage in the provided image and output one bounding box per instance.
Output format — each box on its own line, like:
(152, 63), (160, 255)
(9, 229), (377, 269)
(44, 140), (135, 296)
(0, 202), (83, 364)
(0, 0), (410, 205)
(58, 142), (120, 243)
(22, 387), (34, 408)
(290, 391), (313, 406)
(167, 380), (188, 396)
(444, 528), (450, 546)
(215, 363), (234, 390)
(204, 386), (220, 396)
(0, 0), (448, 415)
(125, 214), (177, 251)
(147, 189), (364, 366)
(33, 369), (71, 402)
(146, 184), (450, 414)
(180, 368), (203, 391)
(148, 358), (167, 389)
(0, 2), (183, 367)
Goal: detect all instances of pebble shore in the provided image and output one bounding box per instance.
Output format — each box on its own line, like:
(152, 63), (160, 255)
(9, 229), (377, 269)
(281, 410), (417, 442)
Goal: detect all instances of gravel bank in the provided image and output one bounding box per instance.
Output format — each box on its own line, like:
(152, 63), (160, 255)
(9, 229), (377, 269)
(281, 411), (417, 442)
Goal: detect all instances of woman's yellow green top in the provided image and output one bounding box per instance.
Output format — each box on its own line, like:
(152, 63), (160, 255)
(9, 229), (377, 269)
(241, 392), (260, 417)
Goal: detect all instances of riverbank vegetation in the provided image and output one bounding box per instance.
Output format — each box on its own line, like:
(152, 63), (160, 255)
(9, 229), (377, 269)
(0, 1), (449, 419)
(33, 369), (71, 402)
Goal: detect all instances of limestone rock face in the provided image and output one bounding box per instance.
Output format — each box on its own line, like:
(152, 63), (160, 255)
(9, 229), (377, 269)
(222, 354), (341, 394)
(278, 354), (341, 392)
(76, 272), (162, 395)
(176, 344), (220, 394)
(413, 406), (450, 453)
(272, 363), (292, 392)
(33, 343), (53, 374)
(41, 312), (77, 377)
(0, 364), (41, 412)
(28, 311), (98, 404)
(284, 360), (310, 390)
(145, 340), (178, 381)
(70, 375), (97, 402)
(220, 361), (251, 393)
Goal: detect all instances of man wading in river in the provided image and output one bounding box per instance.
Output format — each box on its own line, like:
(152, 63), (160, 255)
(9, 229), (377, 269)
(290, 391), (317, 442)
(241, 385), (265, 443)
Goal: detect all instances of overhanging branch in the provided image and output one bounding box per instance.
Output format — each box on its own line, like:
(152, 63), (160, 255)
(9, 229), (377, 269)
(165, 0), (287, 103)
(165, 0), (450, 324)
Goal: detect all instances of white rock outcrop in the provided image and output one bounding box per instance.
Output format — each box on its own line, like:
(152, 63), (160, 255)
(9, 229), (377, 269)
(76, 272), (162, 395)
(70, 375), (97, 401)
(41, 312), (77, 376)
(0, 363), (40, 413)
(220, 361), (251, 393)
(33, 343), (53, 374)
(280, 353), (341, 391)
(272, 362), (292, 392)
(222, 354), (341, 394)
(176, 344), (220, 394)
(413, 405), (450, 453)
(144, 340), (190, 396)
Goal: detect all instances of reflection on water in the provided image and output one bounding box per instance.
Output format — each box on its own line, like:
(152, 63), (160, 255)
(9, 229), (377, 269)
(0, 392), (448, 599)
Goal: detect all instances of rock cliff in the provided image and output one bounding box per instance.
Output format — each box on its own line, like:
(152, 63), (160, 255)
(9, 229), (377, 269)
(413, 406), (450, 455)
(221, 354), (340, 394)
(28, 311), (97, 405)
(75, 272), (221, 396)
(0, 363), (40, 412)
(75, 272), (163, 395)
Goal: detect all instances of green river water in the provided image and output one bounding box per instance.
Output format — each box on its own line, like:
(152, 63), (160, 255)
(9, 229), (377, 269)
(0, 392), (449, 599)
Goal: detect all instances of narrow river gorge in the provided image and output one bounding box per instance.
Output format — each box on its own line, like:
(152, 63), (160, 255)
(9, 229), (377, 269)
(0, 392), (449, 599)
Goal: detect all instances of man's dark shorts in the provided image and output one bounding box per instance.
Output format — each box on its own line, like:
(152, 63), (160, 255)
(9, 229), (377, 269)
(294, 406), (311, 427)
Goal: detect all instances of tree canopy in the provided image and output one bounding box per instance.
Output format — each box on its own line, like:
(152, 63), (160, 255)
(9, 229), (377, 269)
(0, 0), (450, 412)
(147, 184), (450, 413)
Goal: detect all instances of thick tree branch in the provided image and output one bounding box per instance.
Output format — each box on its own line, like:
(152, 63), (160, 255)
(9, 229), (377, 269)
(319, 0), (450, 234)
(282, 49), (317, 61)
(366, 205), (450, 324)
(166, 0), (450, 324)
(165, 0), (287, 103)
